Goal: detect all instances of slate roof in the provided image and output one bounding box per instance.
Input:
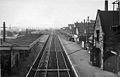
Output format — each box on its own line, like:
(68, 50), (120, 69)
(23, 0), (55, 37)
(97, 10), (119, 35)
(96, 10), (120, 48)
(4, 34), (42, 46)
(68, 24), (75, 34)
(74, 22), (94, 36)
(74, 22), (85, 34)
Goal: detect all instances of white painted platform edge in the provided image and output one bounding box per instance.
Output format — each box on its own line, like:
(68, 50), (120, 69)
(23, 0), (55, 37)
(58, 35), (78, 77)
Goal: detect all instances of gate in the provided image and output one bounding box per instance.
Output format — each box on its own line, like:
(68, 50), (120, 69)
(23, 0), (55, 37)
(95, 48), (101, 67)
(103, 52), (119, 73)
(90, 47), (101, 68)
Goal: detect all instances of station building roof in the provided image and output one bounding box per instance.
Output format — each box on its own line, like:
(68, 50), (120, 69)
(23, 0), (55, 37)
(0, 34), (42, 50)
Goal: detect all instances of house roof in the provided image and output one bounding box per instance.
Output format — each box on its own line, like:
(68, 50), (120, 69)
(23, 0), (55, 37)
(97, 10), (119, 35)
(68, 24), (74, 28)
(68, 24), (75, 33)
(74, 21), (94, 35)
(74, 22), (85, 34)
(6, 34), (42, 46)
(95, 10), (120, 49)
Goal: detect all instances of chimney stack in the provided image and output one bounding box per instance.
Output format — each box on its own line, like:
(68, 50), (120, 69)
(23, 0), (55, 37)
(105, 0), (108, 11)
(3, 22), (6, 42)
(118, 1), (120, 26)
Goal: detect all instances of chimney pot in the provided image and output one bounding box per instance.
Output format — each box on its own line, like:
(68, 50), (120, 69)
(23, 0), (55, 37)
(105, 0), (108, 11)
(119, 1), (120, 25)
(3, 22), (6, 42)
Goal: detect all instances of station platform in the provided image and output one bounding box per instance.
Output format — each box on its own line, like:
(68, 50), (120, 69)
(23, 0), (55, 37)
(59, 36), (118, 77)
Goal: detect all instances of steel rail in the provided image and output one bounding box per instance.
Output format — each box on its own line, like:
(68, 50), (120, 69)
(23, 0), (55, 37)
(25, 35), (50, 77)
(33, 45), (48, 77)
(26, 34), (78, 77)
(33, 36), (51, 77)
(57, 36), (71, 77)
(58, 35), (78, 77)
(44, 35), (53, 77)
(34, 36), (52, 77)
(46, 35), (58, 77)
(54, 35), (60, 77)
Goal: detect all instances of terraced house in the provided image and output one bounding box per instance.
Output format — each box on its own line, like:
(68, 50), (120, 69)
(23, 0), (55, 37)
(74, 20), (94, 48)
(68, 24), (75, 35)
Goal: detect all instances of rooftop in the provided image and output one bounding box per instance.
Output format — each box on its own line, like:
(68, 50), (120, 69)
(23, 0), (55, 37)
(7, 34), (42, 46)
(0, 34), (43, 50)
(97, 10), (119, 34)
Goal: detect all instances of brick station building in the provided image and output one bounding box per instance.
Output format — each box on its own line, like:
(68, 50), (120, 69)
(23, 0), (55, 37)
(0, 34), (43, 76)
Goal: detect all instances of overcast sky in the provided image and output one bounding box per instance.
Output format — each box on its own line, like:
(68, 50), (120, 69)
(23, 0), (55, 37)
(0, 0), (115, 29)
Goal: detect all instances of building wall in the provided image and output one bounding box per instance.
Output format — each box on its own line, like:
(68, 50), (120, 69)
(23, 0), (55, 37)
(1, 50), (11, 74)
(68, 24), (75, 34)
(74, 22), (84, 35)
(75, 21), (94, 36)
(76, 28), (79, 35)
(11, 50), (20, 68)
(94, 15), (104, 48)
(94, 14), (104, 69)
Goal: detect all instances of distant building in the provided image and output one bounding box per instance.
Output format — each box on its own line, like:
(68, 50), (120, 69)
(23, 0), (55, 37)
(68, 24), (75, 34)
(62, 27), (70, 33)
(74, 20), (94, 48)
(60, 26), (74, 41)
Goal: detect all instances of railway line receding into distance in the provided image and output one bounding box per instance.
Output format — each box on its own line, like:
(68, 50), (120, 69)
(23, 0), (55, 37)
(26, 32), (78, 77)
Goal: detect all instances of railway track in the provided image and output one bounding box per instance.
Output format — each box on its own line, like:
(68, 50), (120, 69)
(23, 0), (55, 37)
(26, 33), (77, 77)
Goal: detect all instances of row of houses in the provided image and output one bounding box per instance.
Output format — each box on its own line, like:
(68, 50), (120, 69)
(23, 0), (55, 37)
(62, 19), (95, 48)
(62, 0), (120, 74)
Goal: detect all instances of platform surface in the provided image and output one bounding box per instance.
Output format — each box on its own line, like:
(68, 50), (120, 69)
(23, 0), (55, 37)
(60, 36), (118, 77)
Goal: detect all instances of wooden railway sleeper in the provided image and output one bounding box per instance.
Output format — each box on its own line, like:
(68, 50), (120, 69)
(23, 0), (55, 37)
(33, 36), (52, 77)
(44, 36), (53, 77)
(57, 35), (71, 77)
(34, 69), (70, 71)
(54, 36), (60, 77)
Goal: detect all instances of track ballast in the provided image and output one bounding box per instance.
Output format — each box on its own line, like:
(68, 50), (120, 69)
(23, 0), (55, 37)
(26, 34), (77, 77)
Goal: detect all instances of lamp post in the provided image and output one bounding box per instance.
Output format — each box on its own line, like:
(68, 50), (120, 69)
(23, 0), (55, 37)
(86, 16), (90, 50)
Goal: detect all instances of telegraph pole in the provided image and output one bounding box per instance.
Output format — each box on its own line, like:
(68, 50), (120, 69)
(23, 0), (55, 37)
(84, 19), (87, 49)
(87, 16), (89, 50)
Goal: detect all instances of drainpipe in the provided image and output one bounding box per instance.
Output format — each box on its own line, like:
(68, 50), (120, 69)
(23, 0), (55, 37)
(84, 19), (86, 49)
(117, 1), (120, 73)
(101, 33), (105, 69)
(101, 40), (103, 69)
(119, 1), (120, 26)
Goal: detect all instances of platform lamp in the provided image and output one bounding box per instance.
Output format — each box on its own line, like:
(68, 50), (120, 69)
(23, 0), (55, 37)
(83, 19), (87, 49)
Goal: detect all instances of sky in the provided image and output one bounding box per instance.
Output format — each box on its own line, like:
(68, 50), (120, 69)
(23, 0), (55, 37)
(0, 0), (116, 29)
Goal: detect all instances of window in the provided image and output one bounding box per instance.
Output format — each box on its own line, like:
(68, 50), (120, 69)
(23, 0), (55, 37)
(112, 25), (120, 32)
(112, 26), (117, 32)
(76, 28), (79, 35)
(96, 30), (100, 41)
